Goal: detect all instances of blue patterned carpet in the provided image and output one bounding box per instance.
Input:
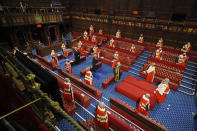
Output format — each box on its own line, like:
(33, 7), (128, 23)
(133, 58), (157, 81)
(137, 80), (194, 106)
(44, 50), (197, 131)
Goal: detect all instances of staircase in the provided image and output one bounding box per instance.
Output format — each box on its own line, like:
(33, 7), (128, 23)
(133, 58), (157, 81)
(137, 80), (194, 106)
(178, 61), (197, 95)
(129, 50), (152, 76)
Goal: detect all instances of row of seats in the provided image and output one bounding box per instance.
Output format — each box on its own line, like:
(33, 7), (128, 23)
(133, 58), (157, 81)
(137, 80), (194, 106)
(102, 70), (123, 89)
(80, 62), (102, 77)
(56, 67), (103, 100)
(53, 72), (92, 108)
(110, 97), (168, 131)
(148, 57), (185, 74)
(34, 54), (55, 71)
(99, 49), (135, 71)
(78, 110), (136, 131)
(72, 32), (82, 39)
(140, 64), (182, 90)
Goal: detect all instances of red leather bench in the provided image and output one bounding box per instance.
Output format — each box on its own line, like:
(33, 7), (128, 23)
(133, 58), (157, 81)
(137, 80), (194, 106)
(52, 72), (92, 108)
(34, 54), (55, 71)
(80, 62), (102, 77)
(70, 56), (86, 66)
(57, 67), (102, 99)
(110, 97), (168, 131)
(140, 64), (182, 90)
(78, 111), (136, 131)
(99, 49), (135, 71)
(102, 70), (123, 89)
(57, 50), (73, 60)
(148, 57), (185, 74)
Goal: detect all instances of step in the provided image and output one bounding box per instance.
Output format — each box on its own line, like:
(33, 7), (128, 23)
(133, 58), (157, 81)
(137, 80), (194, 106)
(178, 86), (195, 95)
(180, 82), (195, 91)
(183, 73), (197, 79)
(181, 78), (196, 85)
(130, 65), (142, 70)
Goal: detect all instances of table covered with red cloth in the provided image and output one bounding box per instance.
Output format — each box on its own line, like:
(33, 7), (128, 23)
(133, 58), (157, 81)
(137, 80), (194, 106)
(115, 75), (157, 110)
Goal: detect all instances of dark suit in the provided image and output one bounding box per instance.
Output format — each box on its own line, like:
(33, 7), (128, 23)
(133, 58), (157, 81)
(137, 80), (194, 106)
(74, 49), (80, 64)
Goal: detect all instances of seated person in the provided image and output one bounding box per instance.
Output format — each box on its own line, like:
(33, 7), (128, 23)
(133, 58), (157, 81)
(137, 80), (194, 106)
(91, 35), (97, 44)
(78, 41), (83, 55)
(61, 42), (68, 58)
(176, 52), (188, 67)
(83, 31), (89, 41)
(85, 67), (93, 86)
(74, 47), (80, 64)
(109, 38), (115, 48)
(130, 44), (136, 53)
(181, 42), (192, 53)
(156, 37), (163, 49)
(138, 93), (150, 116)
(154, 78), (170, 104)
(95, 102), (109, 130)
(116, 29), (121, 38)
(89, 25), (94, 39)
(65, 59), (72, 74)
(138, 34), (144, 43)
(99, 29), (103, 35)
(51, 50), (58, 66)
(143, 63), (156, 83)
(154, 47), (163, 60)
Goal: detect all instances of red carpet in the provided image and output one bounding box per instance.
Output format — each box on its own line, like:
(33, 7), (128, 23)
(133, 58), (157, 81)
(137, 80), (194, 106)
(115, 75), (157, 110)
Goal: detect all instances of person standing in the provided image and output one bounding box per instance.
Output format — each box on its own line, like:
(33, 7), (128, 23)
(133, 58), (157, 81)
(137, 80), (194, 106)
(95, 102), (109, 130)
(89, 25), (94, 39)
(74, 47), (80, 64)
(92, 45), (99, 72)
(114, 62), (121, 82)
(155, 78), (170, 103)
(143, 63), (156, 83)
(63, 78), (74, 104)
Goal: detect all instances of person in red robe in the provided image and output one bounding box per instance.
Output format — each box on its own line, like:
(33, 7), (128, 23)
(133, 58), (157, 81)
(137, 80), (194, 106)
(156, 38), (163, 49)
(83, 31), (89, 41)
(95, 102), (109, 130)
(99, 29), (103, 35)
(138, 93), (150, 116)
(63, 78), (74, 104)
(130, 44), (136, 53)
(51, 50), (58, 66)
(116, 29), (121, 38)
(154, 78), (170, 104)
(61, 42), (68, 58)
(138, 34), (144, 43)
(143, 63), (156, 83)
(91, 35), (98, 44)
(176, 52), (188, 67)
(181, 42), (192, 53)
(78, 41), (83, 55)
(65, 59), (72, 74)
(89, 25), (94, 39)
(85, 68), (93, 86)
(109, 38), (115, 48)
(154, 47), (163, 60)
